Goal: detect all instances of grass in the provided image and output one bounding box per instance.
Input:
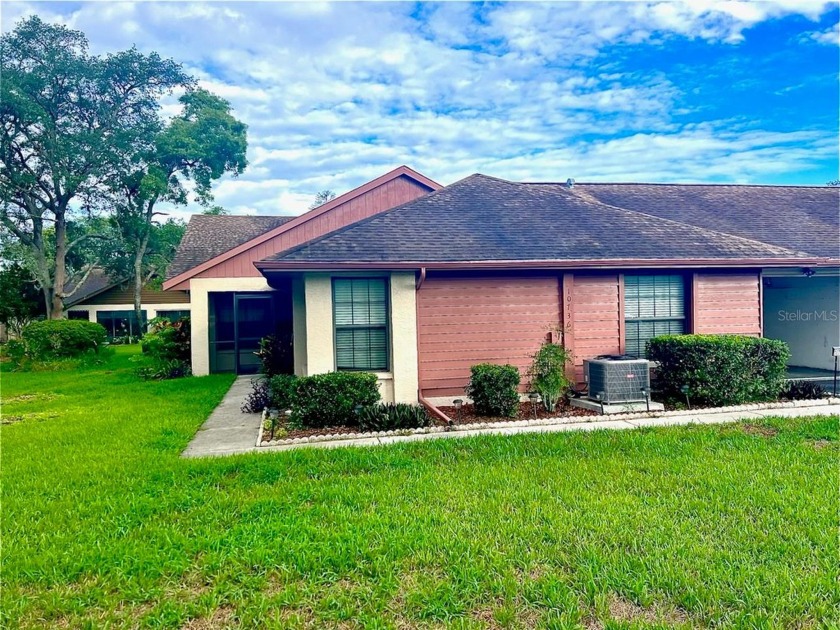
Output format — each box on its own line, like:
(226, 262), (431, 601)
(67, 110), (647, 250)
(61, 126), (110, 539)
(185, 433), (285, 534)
(1, 346), (837, 629)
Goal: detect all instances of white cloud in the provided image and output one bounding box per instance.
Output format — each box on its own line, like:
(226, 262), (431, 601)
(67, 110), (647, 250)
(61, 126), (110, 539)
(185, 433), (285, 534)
(2, 0), (837, 220)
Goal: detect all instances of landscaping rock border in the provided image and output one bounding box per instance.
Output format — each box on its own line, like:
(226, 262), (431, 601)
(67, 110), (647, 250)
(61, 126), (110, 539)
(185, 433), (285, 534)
(257, 397), (839, 447)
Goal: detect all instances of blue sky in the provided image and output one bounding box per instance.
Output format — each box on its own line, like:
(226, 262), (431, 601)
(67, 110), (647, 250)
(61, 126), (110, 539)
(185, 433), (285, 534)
(4, 1), (839, 216)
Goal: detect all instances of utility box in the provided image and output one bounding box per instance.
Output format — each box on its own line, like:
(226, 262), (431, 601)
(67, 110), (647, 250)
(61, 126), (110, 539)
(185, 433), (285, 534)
(584, 355), (651, 404)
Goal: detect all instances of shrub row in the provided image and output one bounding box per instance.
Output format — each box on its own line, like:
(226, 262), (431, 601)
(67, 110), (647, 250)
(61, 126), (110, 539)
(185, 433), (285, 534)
(245, 371), (432, 431)
(647, 334), (790, 407)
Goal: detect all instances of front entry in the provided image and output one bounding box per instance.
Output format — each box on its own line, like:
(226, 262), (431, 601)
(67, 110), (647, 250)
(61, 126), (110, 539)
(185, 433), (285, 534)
(209, 287), (292, 374)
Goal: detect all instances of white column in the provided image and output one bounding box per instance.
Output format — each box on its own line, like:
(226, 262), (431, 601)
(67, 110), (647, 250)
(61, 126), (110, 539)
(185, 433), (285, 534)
(390, 271), (419, 403)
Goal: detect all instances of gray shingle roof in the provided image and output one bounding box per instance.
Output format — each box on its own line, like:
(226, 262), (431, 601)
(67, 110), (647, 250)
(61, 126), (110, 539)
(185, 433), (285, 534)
(579, 183), (840, 258)
(167, 214), (295, 279)
(260, 175), (826, 267)
(64, 268), (122, 307)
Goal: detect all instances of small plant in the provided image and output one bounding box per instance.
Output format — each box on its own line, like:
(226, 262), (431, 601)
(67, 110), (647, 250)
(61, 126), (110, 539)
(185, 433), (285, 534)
(291, 372), (380, 428)
(138, 317), (191, 379)
(782, 380), (826, 400)
(527, 342), (571, 412)
(256, 333), (292, 377)
(136, 359), (192, 381)
(242, 378), (271, 413)
(466, 363), (521, 417)
(357, 403), (431, 432)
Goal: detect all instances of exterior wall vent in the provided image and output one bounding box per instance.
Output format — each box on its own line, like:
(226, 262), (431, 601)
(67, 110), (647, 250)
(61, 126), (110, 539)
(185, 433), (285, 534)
(584, 355), (650, 403)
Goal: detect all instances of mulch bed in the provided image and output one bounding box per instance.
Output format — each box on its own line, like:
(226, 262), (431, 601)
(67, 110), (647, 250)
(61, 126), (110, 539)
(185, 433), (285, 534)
(261, 401), (596, 443)
(437, 401), (596, 425)
(262, 423), (358, 443)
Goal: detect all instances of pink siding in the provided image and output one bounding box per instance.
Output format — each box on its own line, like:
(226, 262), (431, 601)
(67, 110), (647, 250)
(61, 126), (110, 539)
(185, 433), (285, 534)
(195, 176), (431, 279)
(417, 276), (561, 397)
(693, 272), (761, 335)
(570, 274), (622, 383)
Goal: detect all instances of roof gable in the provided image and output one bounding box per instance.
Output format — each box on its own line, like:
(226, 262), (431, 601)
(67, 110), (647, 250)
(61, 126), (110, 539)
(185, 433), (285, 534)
(163, 165), (440, 290)
(258, 175), (830, 270)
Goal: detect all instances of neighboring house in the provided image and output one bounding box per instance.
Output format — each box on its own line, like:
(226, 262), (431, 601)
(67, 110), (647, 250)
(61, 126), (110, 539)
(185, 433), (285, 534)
(65, 269), (190, 338)
(164, 167), (840, 404)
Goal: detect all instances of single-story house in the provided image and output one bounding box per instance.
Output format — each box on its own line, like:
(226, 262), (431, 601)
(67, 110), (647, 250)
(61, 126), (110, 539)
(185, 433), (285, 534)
(163, 166), (840, 403)
(65, 269), (190, 338)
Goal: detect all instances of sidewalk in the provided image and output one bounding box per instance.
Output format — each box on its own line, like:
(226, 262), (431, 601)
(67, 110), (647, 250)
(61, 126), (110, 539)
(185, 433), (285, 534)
(182, 378), (840, 457)
(181, 376), (260, 458)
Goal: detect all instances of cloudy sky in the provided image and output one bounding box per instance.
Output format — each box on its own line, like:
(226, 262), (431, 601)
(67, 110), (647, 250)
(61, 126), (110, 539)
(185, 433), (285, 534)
(4, 1), (839, 217)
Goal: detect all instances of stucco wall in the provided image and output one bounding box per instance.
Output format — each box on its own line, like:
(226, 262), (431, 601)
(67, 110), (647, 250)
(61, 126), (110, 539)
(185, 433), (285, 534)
(189, 277), (273, 376)
(763, 274), (840, 371)
(301, 271), (418, 404)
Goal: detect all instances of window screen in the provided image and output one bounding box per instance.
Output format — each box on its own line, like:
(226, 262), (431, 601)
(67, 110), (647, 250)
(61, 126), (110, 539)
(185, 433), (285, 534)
(624, 275), (686, 357)
(333, 278), (389, 371)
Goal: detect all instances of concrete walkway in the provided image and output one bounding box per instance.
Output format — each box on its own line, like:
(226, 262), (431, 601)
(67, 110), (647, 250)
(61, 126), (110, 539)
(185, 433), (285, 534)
(182, 378), (840, 458)
(182, 376), (260, 458)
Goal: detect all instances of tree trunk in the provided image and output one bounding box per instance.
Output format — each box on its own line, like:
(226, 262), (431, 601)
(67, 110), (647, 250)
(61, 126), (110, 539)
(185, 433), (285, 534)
(133, 235), (146, 333)
(50, 213), (68, 319)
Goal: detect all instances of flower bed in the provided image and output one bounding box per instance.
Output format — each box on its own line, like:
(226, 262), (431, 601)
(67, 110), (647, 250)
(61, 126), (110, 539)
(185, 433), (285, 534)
(437, 400), (596, 425)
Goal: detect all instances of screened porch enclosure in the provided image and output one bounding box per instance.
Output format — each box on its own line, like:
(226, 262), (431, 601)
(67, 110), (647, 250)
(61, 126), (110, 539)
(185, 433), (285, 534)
(208, 281), (293, 374)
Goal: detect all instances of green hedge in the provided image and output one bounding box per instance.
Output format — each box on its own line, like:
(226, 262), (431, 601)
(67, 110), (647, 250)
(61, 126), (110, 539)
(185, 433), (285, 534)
(466, 363), (521, 417)
(291, 371), (380, 428)
(20, 319), (108, 360)
(647, 334), (790, 407)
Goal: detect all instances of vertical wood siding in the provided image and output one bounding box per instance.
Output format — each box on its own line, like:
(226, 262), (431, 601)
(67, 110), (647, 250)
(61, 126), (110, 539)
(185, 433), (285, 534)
(196, 176), (431, 279)
(417, 276), (561, 397)
(693, 272), (761, 335)
(84, 287), (190, 305)
(571, 273), (622, 382)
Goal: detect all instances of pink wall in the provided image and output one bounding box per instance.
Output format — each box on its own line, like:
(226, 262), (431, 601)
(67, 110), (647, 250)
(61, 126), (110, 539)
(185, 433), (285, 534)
(195, 176), (431, 280)
(417, 275), (561, 397)
(693, 272), (761, 335)
(415, 271), (763, 393)
(167, 173), (434, 289)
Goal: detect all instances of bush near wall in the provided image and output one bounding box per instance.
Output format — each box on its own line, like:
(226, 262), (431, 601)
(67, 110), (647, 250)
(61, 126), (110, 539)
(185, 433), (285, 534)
(292, 372), (380, 428)
(20, 320), (108, 360)
(647, 334), (790, 407)
(466, 363), (521, 417)
(137, 317), (191, 380)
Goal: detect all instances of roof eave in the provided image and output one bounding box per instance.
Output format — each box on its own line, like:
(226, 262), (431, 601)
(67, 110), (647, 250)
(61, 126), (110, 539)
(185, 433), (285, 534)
(256, 256), (836, 273)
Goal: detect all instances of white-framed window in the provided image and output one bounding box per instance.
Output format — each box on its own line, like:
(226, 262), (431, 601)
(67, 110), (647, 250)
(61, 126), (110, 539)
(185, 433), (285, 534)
(332, 278), (389, 371)
(624, 274), (686, 357)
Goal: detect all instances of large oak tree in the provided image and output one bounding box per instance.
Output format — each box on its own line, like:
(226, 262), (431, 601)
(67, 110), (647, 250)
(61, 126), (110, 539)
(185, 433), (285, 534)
(0, 16), (190, 317)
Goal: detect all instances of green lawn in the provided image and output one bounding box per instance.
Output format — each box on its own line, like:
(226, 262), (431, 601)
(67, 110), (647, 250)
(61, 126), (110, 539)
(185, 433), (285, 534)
(1, 346), (837, 629)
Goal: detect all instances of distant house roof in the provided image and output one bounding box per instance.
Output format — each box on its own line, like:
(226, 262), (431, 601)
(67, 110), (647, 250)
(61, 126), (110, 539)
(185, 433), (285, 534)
(64, 268), (122, 307)
(166, 214), (295, 279)
(257, 175), (836, 271)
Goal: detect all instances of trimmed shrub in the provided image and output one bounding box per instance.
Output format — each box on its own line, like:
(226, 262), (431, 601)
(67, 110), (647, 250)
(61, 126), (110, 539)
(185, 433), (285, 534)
(358, 403), (431, 432)
(291, 372), (380, 428)
(647, 334), (790, 407)
(782, 380), (826, 400)
(268, 374), (297, 411)
(466, 363), (521, 417)
(527, 342), (572, 412)
(21, 319), (107, 360)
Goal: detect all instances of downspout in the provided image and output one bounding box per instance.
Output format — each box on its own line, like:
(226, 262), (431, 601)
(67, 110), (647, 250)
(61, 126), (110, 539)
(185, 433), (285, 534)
(414, 266), (453, 427)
